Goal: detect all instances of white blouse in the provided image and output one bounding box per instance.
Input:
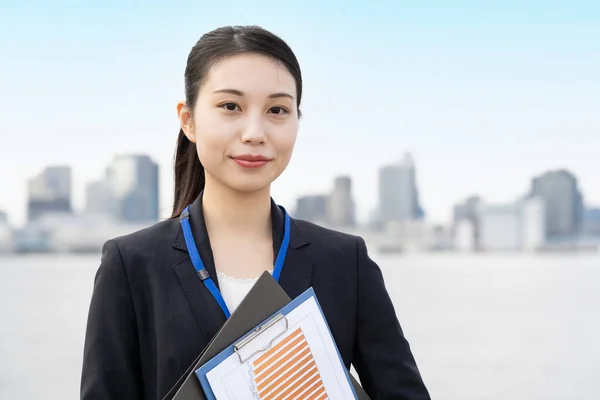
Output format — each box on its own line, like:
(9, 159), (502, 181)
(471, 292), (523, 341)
(216, 269), (272, 313)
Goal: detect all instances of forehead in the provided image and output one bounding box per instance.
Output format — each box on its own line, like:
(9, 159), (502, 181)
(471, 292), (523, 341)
(203, 53), (297, 97)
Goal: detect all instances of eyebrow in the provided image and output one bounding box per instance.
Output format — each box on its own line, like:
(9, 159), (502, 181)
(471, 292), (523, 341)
(213, 89), (294, 100)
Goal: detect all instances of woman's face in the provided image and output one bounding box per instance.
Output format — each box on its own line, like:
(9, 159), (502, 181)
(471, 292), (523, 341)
(179, 53), (299, 194)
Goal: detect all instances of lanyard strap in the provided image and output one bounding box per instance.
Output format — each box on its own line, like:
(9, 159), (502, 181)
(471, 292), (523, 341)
(179, 205), (291, 319)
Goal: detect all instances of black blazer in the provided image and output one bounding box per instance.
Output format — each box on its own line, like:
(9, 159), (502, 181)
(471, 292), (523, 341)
(80, 195), (430, 400)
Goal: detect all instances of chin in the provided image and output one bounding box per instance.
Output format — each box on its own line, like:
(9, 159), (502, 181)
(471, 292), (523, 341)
(226, 177), (274, 193)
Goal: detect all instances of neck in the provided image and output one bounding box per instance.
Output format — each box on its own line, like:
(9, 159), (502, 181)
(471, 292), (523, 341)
(201, 178), (272, 238)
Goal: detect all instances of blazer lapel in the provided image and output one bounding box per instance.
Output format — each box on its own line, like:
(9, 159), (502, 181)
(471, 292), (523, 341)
(172, 257), (227, 342)
(277, 219), (314, 300)
(171, 195), (226, 342)
(170, 196), (314, 342)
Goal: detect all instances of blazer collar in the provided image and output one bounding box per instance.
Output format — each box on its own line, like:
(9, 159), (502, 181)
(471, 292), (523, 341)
(171, 192), (313, 342)
(172, 192), (310, 256)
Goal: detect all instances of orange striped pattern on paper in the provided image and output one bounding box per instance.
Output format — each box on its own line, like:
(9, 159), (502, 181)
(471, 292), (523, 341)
(251, 327), (328, 400)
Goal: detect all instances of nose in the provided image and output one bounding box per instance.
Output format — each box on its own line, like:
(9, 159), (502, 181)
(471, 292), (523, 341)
(240, 114), (267, 145)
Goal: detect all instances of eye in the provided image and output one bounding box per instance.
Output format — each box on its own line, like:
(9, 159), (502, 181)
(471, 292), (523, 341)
(268, 106), (289, 115)
(220, 102), (241, 112)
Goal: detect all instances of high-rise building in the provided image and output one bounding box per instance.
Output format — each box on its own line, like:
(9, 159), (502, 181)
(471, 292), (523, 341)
(327, 176), (356, 227)
(105, 154), (160, 222)
(529, 170), (584, 238)
(294, 195), (328, 223)
(85, 176), (116, 216)
(582, 207), (600, 236)
(377, 153), (423, 225)
(27, 166), (72, 222)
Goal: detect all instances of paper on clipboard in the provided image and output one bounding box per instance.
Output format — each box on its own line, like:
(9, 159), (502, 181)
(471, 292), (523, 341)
(196, 289), (357, 400)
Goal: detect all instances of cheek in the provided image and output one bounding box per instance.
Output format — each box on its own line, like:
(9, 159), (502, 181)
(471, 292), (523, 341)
(194, 119), (235, 165)
(273, 123), (298, 156)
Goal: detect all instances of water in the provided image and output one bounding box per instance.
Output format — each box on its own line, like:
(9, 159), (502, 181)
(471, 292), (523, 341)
(1, 252), (599, 399)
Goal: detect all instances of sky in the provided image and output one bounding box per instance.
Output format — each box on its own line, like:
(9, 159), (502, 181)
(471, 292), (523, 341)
(1, 0), (599, 227)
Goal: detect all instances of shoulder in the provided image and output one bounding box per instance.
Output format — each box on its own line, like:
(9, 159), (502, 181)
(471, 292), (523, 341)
(291, 218), (369, 259)
(292, 218), (358, 244)
(110, 217), (178, 248)
(103, 217), (180, 264)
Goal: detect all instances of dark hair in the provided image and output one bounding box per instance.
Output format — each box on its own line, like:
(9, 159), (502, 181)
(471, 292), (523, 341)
(170, 25), (303, 218)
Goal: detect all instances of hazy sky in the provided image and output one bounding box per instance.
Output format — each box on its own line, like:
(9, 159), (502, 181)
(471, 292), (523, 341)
(1, 1), (599, 226)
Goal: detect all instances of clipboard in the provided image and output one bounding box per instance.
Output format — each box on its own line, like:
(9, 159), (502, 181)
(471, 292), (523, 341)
(195, 287), (359, 400)
(233, 312), (289, 364)
(166, 271), (370, 400)
(166, 272), (291, 399)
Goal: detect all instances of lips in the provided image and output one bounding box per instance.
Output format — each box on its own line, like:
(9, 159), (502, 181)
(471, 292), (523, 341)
(230, 155), (272, 169)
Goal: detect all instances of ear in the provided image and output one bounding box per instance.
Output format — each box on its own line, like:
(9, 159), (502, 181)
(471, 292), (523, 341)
(177, 101), (196, 143)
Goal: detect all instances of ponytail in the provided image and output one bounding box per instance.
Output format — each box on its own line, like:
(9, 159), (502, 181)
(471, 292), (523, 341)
(170, 128), (205, 218)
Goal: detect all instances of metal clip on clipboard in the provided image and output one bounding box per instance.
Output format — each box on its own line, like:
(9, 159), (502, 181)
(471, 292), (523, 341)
(233, 313), (289, 363)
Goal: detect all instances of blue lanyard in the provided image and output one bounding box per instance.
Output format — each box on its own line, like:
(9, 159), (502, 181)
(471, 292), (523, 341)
(179, 205), (291, 319)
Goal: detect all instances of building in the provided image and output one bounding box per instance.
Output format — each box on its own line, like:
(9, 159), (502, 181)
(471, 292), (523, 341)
(478, 197), (546, 252)
(454, 219), (476, 252)
(582, 208), (600, 236)
(453, 195), (482, 250)
(479, 203), (521, 251)
(12, 212), (150, 253)
(519, 196), (546, 251)
(0, 211), (11, 252)
(529, 170), (584, 238)
(0, 211), (7, 225)
(294, 195), (328, 223)
(105, 154), (160, 223)
(327, 176), (356, 227)
(377, 153), (423, 227)
(27, 166), (72, 222)
(85, 177), (116, 216)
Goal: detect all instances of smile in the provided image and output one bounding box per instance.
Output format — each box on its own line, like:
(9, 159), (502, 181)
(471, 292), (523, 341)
(230, 155), (272, 169)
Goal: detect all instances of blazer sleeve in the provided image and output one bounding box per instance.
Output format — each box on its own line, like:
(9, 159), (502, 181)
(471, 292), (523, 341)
(352, 236), (431, 400)
(81, 239), (143, 400)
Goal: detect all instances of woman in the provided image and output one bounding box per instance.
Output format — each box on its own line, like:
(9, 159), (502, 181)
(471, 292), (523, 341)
(81, 25), (430, 400)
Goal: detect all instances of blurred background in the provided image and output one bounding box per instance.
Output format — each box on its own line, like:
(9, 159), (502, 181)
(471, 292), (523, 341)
(1, 1), (599, 399)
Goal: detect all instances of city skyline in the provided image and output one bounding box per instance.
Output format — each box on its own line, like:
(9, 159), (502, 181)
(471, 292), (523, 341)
(2, 153), (598, 231)
(1, 1), (599, 226)
(2, 151), (599, 254)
